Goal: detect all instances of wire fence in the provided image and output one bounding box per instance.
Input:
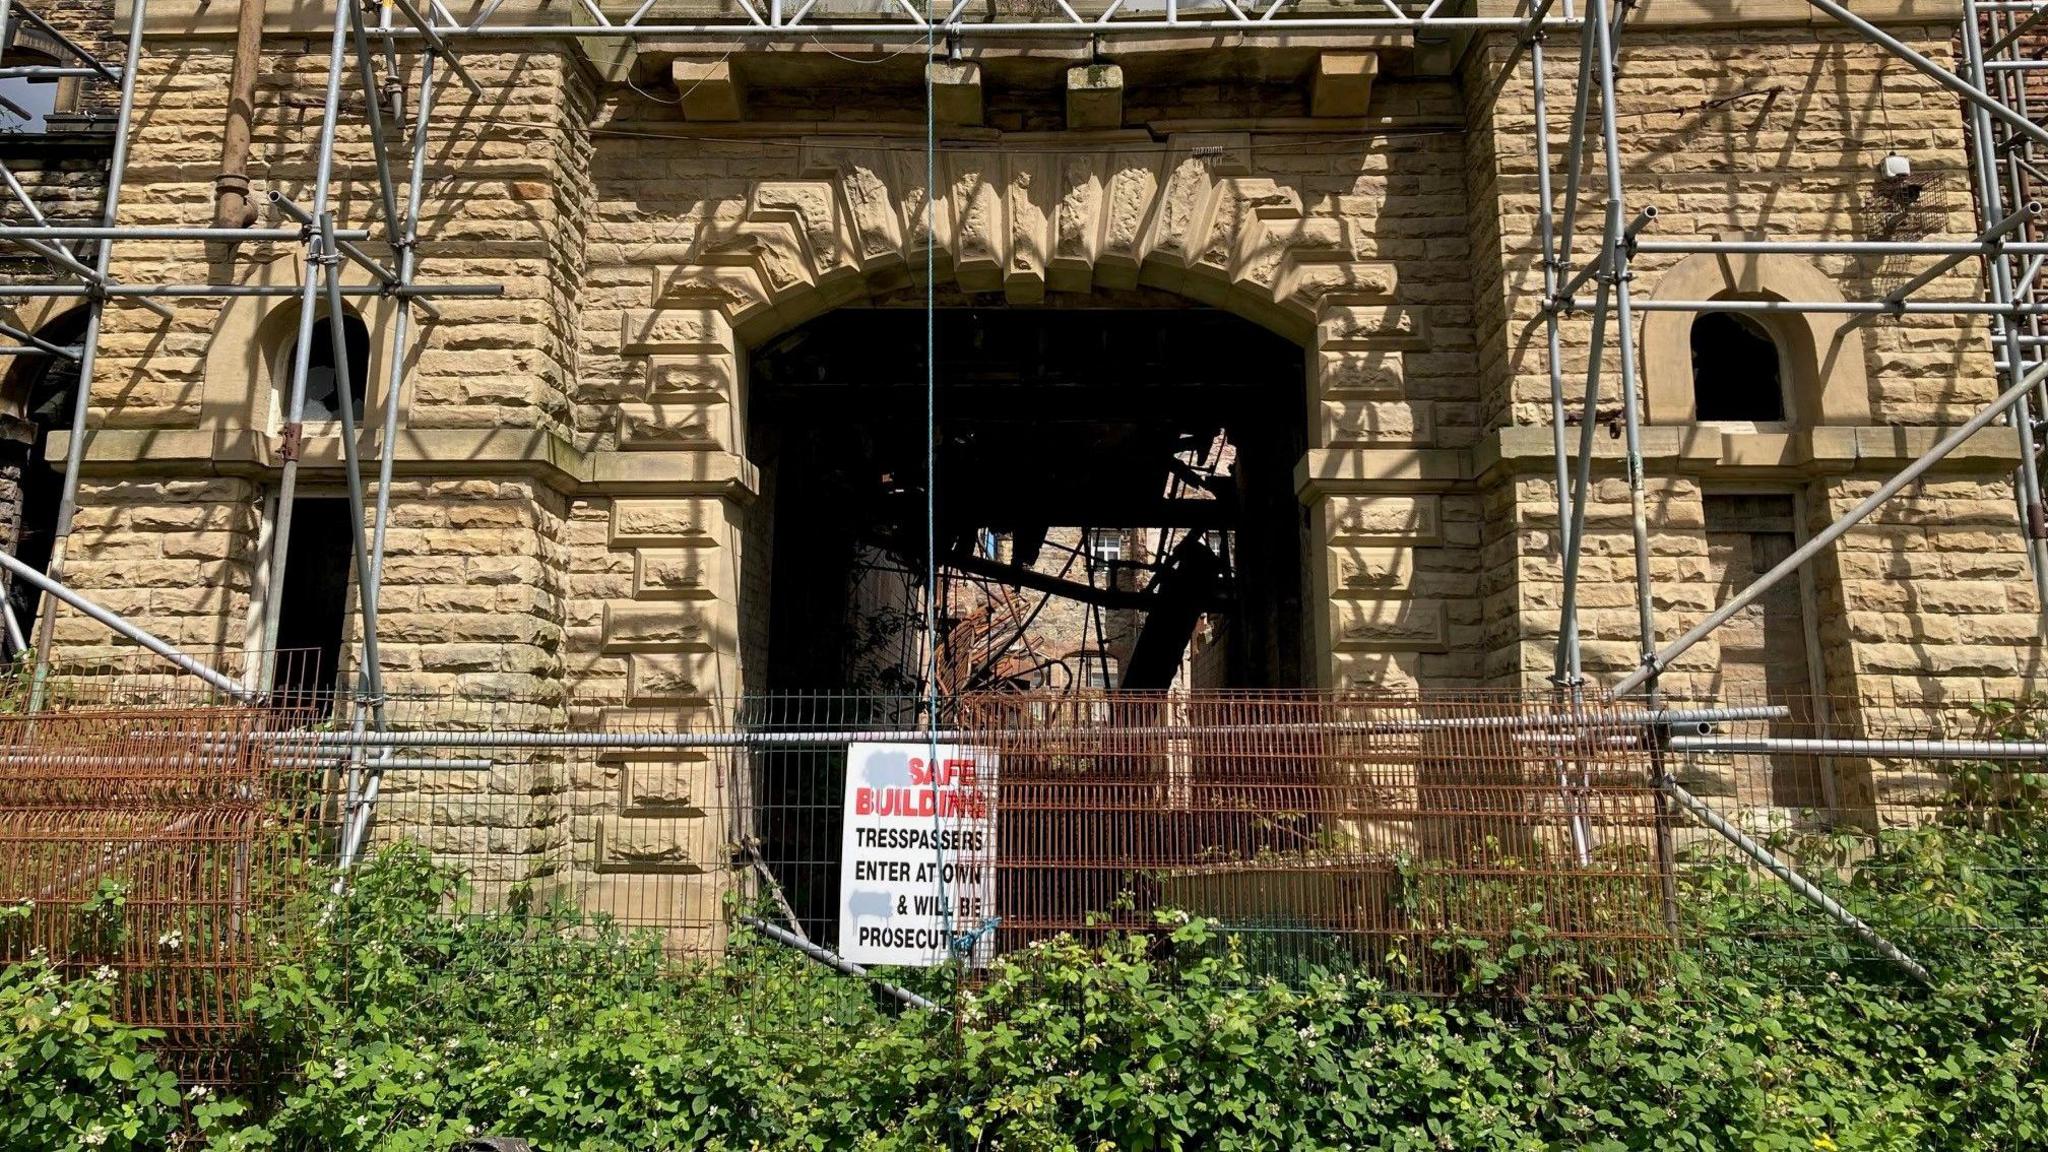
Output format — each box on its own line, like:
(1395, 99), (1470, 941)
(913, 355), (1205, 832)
(0, 657), (2044, 1079)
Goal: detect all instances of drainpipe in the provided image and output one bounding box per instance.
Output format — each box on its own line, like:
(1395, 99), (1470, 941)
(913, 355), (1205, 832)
(213, 0), (263, 230)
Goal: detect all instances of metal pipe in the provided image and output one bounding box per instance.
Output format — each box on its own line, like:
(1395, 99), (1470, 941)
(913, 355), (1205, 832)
(365, 15), (1560, 37)
(28, 0), (150, 711)
(0, 226), (361, 242)
(9, 4), (121, 84)
(1672, 735), (2048, 759)
(739, 917), (941, 1012)
(343, 4), (404, 242)
(0, 319), (80, 359)
(0, 594), (25, 656)
(0, 548), (254, 701)
(1638, 239), (2048, 256)
(1658, 776), (1931, 984)
(0, 284), (496, 299)
(340, 51), (442, 870)
(381, 0), (484, 94)
(1590, 0), (1676, 937)
(1554, 3), (1600, 301)
(1528, 26), (1594, 865)
(256, 0), (358, 693)
(1557, 276), (1610, 684)
(1615, 298), (2048, 315)
(1615, 355), (2048, 696)
(1593, 0), (1653, 684)
(1805, 0), (2048, 151)
(243, 706), (1797, 750)
(1958, 2), (2048, 621)
(213, 0), (265, 230)
(319, 210), (392, 873)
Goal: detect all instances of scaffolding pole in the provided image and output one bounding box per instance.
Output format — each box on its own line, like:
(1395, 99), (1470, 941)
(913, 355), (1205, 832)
(254, 0), (371, 695)
(340, 47), (443, 872)
(26, 0), (148, 712)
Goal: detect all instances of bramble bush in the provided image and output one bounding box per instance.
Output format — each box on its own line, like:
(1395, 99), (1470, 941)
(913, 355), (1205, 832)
(0, 903), (184, 1151)
(6, 787), (2048, 1150)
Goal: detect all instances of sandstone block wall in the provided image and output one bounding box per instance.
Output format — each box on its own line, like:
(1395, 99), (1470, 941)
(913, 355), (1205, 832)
(12, 2), (2044, 917)
(1468, 20), (2045, 702)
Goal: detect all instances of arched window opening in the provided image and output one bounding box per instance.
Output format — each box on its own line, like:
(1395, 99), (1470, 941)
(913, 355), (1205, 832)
(1691, 311), (1786, 423)
(0, 44), (63, 134)
(2, 311), (86, 650)
(268, 497), (354, 716)
(278, 314), (370, 424)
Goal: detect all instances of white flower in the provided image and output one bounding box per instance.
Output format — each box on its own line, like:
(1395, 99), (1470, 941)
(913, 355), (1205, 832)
(331, 1057), (351, 1079)
(188, 1085), (212, 1100)
(80, 1125), (109, 1147)
(354, 1114), (371, 1129)
(158, 929), (183, 951)
(514, 1086), (531, 1099)
(92, 965), (117, 983)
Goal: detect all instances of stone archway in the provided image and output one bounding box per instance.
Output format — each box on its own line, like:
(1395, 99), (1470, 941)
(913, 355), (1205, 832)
(569, 136), (1474, 897)
(594, 133), (1440, 714)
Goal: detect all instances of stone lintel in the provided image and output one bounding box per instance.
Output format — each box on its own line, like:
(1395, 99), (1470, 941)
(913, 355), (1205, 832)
(928, 60), (984, 127)
(1293, 448), (1471, 504)
(672, 58), (745, 122)
(1309, 52), (1377, 119)
(1065, 63), (1124, 130)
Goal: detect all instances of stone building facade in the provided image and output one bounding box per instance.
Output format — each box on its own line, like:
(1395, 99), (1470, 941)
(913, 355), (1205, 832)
(5, 1), (2046, 907)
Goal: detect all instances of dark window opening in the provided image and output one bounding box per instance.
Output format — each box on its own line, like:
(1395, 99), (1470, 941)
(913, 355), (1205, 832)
(1691, 310), (1785, 422)
(282, 314), (370, 423)
(3, 311), (86, 650)
(269, 497), (354, 716)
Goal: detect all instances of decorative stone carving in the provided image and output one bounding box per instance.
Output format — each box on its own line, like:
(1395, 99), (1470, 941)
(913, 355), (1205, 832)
(624, 134), (1403, 348)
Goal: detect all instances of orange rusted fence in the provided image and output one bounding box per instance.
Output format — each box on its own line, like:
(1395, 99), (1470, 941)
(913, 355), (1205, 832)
(0, 701), (325, 1083)
(5, 676), (2044, 1079)
(952, 691), (1674, 991)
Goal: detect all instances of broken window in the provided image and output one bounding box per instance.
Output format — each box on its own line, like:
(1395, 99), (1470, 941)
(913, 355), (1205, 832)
(1691, 311), (1785, 423)
(1, 310), (86, 648)
(278, 314), (370, 424)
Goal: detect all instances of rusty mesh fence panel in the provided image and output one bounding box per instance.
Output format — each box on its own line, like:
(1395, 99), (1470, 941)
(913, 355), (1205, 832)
(0, 695), (328, 1084)
(7, 663), (2048, 1077)
(953, 690), (1673, 992)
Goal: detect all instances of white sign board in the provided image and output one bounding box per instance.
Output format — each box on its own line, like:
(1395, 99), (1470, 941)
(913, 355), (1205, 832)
(838, 742), (996, 967)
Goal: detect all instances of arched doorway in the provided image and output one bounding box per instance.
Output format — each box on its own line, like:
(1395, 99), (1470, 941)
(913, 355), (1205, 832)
(736, 299), (1311, 942)
(0, 309), (86, 649)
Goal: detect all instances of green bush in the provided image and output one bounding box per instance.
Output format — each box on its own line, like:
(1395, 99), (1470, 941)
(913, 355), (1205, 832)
(0, 902), (185, 1152)
(5, 815), (2048, 1150)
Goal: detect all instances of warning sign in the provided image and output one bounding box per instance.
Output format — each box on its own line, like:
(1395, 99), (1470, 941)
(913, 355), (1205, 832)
(838, 742), (997, 967)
